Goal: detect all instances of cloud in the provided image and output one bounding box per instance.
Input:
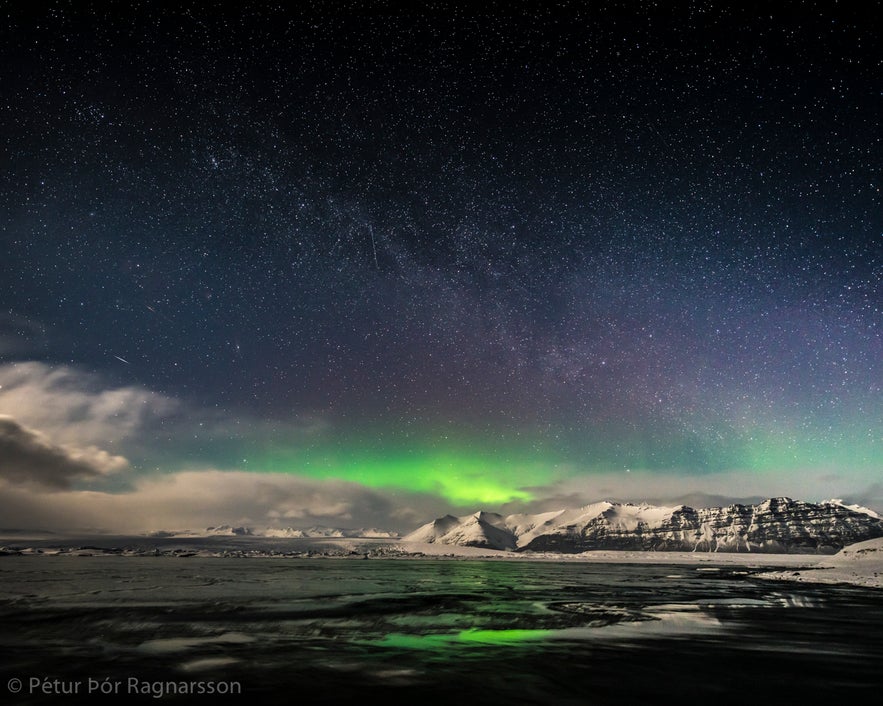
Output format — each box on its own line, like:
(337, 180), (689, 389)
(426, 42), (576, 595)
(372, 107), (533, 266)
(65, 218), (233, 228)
(0, 362), (423, 531)
(506, 469), (883, 517)
(2, 455), (881, 534)
(2, 361), (878, 534)
(0, 362), (329, 474)
(3, 463), (880, 534)
(0, 416), (128, 489)
(0, 362), (178, 447)
(0, 470), (447, 533)
(848, 483), (883, 513)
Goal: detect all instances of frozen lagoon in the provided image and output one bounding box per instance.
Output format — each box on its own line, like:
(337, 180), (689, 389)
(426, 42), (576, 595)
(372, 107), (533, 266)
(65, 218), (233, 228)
(1, 552), (882, 705)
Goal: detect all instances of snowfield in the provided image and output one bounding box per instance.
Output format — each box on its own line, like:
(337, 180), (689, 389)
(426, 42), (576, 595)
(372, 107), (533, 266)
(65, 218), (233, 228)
(754, 537), (883, 589)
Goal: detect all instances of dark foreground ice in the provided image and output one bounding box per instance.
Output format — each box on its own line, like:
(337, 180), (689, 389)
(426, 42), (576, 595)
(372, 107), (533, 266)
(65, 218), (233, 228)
(1, 557), (881, 705)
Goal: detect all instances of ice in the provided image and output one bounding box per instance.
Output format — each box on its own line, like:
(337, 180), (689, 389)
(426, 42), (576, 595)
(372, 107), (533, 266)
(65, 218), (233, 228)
(138, 633), (256, 654)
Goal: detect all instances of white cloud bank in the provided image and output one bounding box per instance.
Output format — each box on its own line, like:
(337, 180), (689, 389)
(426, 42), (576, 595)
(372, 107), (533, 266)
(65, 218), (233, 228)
(0, 361), (178, 447)
(0, 471), (436, 533)
(0, 416), (128, 489)
(0, 362), (440, 532)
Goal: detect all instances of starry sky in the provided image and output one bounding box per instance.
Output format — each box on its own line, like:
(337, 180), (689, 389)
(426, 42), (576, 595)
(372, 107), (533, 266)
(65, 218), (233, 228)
(0, 1), (880, 531)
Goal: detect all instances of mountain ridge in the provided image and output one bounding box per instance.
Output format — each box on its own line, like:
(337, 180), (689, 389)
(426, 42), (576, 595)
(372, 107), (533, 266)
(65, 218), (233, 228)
(403, 497), (883, 554)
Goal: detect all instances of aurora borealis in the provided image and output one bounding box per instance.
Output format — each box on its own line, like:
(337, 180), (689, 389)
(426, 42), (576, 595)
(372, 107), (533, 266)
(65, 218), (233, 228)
(0, 2), (879, 531)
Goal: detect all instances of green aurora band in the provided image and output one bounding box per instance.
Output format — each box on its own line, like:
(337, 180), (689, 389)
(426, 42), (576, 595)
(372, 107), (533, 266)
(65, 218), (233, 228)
(250, 439), (560, 504)
(232, 415), (879, 507)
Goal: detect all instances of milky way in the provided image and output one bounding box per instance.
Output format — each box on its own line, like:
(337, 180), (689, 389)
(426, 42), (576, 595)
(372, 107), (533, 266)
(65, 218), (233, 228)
(0, 3), (879, 526)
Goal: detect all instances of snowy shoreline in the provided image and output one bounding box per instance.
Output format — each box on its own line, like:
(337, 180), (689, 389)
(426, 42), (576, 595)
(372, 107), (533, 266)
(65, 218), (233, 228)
(753, 537), (883, 589)
(0, 534), (817, 565)
(3, 534), (881, 588)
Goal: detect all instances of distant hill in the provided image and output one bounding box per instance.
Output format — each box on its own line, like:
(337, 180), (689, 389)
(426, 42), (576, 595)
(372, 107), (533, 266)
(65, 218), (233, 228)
(147, 525), (400, 539)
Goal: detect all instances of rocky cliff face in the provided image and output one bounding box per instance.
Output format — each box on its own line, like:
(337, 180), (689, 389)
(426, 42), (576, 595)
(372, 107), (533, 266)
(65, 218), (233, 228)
(404, 498), (883, 554)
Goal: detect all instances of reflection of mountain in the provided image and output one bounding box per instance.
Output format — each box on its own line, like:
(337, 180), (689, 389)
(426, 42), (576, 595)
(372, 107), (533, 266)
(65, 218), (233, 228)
(404, 498), (883, 554)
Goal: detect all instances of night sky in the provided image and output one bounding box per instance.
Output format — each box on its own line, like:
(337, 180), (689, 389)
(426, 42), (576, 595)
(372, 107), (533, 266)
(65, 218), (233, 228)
(1, 2), (880, 531)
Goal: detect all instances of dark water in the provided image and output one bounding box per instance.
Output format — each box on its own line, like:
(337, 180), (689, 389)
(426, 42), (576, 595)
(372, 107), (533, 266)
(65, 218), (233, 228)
(1, 557), (881, 705)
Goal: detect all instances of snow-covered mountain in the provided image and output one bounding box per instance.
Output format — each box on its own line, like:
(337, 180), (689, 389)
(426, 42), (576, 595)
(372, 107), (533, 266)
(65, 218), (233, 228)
(204, 525), (253, 536)
(404, 498), (883, 554)
(261, 526), (398, 539)
(149, 525), (399, 539)
(405, 511), (518, 550)
(823, 498), (881, 520)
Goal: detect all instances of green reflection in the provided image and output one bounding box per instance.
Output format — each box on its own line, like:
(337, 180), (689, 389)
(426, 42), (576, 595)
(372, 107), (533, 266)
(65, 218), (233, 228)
(456, 628), (552, 644)
(375, 628), (552, 652)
